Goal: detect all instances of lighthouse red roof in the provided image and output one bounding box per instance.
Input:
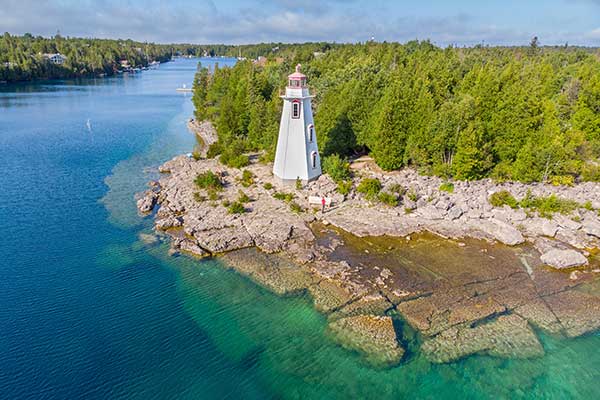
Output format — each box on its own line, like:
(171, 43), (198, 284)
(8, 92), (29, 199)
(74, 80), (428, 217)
(288, 64), (306, 79)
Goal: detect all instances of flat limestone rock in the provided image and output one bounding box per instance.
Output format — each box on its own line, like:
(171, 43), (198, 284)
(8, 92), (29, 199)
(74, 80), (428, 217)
(221, 248), (315, 295)
(328, 294), (394, 321)
(396, 287), (507, 337)
(544, 289), (600, 337)
(328, 315), (404, 367)
(540, 249), (588, 269)
(308, 279), (359, 313)
(514, 298), (563, 334)
(421, 314), (544, 363)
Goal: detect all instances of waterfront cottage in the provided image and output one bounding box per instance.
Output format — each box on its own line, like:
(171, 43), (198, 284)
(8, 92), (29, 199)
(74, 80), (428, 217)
(42, 53), (67, 65)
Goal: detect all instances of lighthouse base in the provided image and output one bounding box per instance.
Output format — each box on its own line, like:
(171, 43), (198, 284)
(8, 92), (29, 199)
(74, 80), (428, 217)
(273, 174), (321, 187)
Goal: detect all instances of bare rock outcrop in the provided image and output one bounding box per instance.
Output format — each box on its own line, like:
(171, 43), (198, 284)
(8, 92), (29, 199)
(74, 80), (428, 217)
(540, 249), (589, 269)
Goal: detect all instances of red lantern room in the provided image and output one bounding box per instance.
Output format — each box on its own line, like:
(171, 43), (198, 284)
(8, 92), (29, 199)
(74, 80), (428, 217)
(288, 64), (307, 88)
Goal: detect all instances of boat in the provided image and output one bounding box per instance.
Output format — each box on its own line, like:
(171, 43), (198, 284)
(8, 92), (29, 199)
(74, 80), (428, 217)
(176, 84), (193, 92)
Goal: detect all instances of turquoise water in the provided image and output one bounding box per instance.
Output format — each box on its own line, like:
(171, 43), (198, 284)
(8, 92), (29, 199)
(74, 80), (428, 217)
(1, 58), (600, 399)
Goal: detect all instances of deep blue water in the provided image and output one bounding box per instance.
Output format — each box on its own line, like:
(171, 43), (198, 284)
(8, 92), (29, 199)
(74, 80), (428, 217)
(2, 58), (600, 400)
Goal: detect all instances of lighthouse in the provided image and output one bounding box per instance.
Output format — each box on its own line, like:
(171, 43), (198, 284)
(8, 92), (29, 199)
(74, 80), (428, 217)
(273, 64), (322, 184)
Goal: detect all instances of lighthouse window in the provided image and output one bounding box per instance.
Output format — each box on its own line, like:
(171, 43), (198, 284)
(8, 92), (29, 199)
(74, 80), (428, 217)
(308, 124), (314, 142)
(311, 151), (317, 169)
(292, 101), (301, 119)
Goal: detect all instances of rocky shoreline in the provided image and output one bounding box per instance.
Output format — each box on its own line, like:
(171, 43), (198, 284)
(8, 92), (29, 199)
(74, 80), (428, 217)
(136, 143), (600, 367)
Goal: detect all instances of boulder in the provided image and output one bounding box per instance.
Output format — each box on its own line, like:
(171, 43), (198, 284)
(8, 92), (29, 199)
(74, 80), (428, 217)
(478, 218), (525, 245)
(540, 249), (588, 269)
(447, 205), (463, 220)
(583, 219), (600, 238)
(136, 190), (157, 213)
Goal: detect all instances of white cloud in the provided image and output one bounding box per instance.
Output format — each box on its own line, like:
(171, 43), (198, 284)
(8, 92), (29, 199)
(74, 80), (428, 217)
(0, 0), (598, 46)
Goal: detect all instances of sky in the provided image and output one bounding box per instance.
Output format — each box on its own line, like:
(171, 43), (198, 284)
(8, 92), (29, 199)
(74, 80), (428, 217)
(1, 0), (599, 46)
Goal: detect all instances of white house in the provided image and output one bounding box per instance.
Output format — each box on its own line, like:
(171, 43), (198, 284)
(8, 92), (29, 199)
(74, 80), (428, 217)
(273, 64), (322, 184)
(43, 53), (67, 65)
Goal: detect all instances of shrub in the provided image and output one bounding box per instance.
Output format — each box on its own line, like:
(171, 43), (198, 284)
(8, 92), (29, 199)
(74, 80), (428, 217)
(289, 201), (303, 213)
(263, 182), (273, 190)
(221, 151), (250, 169)
(237, 190), (250, 203)
(357, 178), (382, 200)
(194, 171), (223, 191)
(222, 199), (231, 207)
(439, 182), (455, 193)
(337, 180), (353, 196)
(550, 175), (574, 186)
(520, 192), (579, 219)
(323, 154), (352, 183)
(227, 201), (246, 214)
(206, 142), (222, 159)
(581, 164), (600, 182)
(192, 150), (202, 161)
(489, 190), (518, 209)
(273, 192), (295, 203)
(584, 201), (594, 211)
(378, 191), (398, 207)
(296, 177), (303, 190)
(240, 169), (254, 187)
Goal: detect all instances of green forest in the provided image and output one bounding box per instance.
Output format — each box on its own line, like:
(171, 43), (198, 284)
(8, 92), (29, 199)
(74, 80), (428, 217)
(0, 33), (237, 82)
(192, 41), (600, 183)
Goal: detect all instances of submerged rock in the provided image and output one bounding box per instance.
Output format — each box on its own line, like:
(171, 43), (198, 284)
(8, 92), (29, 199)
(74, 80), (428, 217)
(328, 315), (405, 367)
(540, 249), (588, 269)
(421, 314), (544, 363)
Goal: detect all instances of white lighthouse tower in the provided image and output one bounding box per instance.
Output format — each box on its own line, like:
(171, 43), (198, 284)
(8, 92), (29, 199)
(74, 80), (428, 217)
(273, 64), (321, 184)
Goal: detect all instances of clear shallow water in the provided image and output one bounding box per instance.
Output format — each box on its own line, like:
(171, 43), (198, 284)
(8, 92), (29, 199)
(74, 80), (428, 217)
(1, 59), (600, 400)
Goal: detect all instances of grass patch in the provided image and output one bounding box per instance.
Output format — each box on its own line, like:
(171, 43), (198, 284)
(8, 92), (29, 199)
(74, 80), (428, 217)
(377, 191), (399, 207)
(357, 178), (382, 201)
(239, 169), (255, 187)
(387, 183), (406, 196)
(207, 188), (220, 201)
(273, 192), (295, 203)
(407, 189), (418, 202)
(237, 190), (250, 203)
(289, 201), (303, 213)
(227, 201), (246, 214)
(439, 182), (454, 193)
(263, 182), (273, 190)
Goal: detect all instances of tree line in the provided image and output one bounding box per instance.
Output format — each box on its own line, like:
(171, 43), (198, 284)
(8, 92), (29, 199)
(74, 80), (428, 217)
(192, 41), (600, 183)
(0, 33), (241, 82)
